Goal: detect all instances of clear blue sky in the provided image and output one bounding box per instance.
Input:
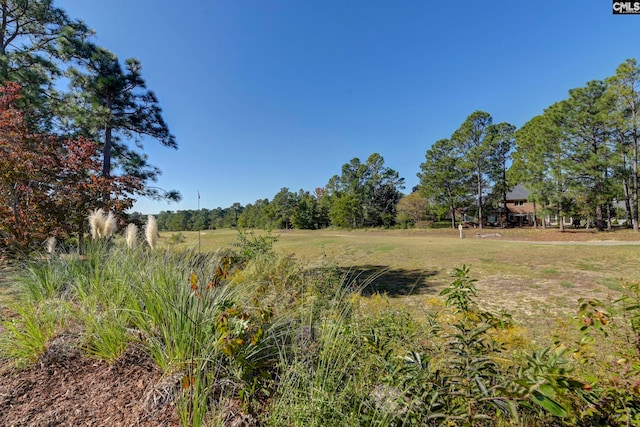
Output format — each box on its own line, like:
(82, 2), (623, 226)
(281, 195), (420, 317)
(55, 1), (640, 214)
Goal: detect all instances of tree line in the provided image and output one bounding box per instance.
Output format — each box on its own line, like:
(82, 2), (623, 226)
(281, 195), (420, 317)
(510, 59), (640, 232)
(158, 59), (640, 234)
(2, 2), (640, 252)
(156, 153), (406, 231)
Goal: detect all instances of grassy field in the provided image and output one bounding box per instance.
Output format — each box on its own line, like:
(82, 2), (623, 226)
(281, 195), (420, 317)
(2, 227), (640, 425)
(163, 228), (640, 325)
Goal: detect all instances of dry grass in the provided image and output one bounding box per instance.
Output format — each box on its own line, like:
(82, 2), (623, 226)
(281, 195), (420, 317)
(161, 227), (640, 329)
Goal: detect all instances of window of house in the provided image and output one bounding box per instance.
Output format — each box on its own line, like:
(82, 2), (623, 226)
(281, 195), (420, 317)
(514, 201), (524, 206)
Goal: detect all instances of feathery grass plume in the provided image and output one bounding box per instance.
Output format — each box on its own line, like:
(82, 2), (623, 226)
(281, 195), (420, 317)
(125, 223), (138, 250)
(104, 211), (118, 238)
(88, 208), (106, 239)
(145, 215), (158, 250)
(45, 236), (56, 255)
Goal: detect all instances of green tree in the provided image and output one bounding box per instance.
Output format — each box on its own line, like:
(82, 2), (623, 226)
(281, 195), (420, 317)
(418, 138), (470, 228)
(329, 193), (360, 228)
(266, 187), (297, 229)
(510, 115), (567, 229)
(188, 209), (210, 231)
(291, 190), (328, 230)
(223, 203), (243, 228)
(451, 111), (495, 229)
(0, 0), (90, 126)
(156, 210), (171, 231)
(551, 80), (616, 231)
(487, 122), (516, 226)
(60, 40), (179, 201)
(238, 199), (269, 229)
(326, 153), (404, 228)
(608, 58), (640, 231)
(165, 210), (188, 232)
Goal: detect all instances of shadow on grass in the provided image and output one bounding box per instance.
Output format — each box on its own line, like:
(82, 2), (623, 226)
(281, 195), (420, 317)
(338, 265), (439, 297)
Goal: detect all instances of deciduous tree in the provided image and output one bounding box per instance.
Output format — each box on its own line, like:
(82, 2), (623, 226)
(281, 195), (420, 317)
(0, 83), (140, 252)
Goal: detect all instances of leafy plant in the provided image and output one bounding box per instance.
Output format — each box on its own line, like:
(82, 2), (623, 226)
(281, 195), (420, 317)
(233, 229), (278, 261)
(439, 265), (477, 313)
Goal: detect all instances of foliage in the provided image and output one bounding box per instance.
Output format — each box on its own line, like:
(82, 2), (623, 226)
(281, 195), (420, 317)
(4, 226), (640, 426)
(395, 192), (429, 228)
(0, 83), (140, 252)
(60, 39), (179, 198)
(607, 58), (640, 231)
(439, 264), (477, 313)
(511, 59), (640, 232)
(0, 301), (64, 367)
(326, 153), (405, 228)
(0, 1), (179, 254)
(418, 138), (471, 229)
(0, 0), (92, 126)
(233, 229), (279, 261)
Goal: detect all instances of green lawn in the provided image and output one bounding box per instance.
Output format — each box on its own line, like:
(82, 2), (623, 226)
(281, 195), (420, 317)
(161, 228), (640, 326)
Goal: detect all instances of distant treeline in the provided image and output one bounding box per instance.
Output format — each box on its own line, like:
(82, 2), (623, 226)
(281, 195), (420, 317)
(153, 153), (414, 231)
(153, 58), (640, 234)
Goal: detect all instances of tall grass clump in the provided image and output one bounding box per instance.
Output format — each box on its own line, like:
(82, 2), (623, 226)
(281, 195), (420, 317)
(13, 255), (70, 302)
(88, 209), (117, 240)
(125, 223), (138, 250)
(145, 214), (158, 250)
(267, 272), (378, 426)
(0, 301), (66, 367)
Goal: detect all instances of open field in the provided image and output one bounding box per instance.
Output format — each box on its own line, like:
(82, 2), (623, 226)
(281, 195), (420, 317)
(163, 227), (640, 327)
(1, 228), (639, 425)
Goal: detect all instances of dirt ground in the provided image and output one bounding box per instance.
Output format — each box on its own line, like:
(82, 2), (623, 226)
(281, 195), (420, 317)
(0, 341), (180, 427)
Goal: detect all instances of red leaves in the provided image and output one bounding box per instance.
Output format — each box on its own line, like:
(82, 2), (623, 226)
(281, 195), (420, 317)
(0, 83), (142, 251)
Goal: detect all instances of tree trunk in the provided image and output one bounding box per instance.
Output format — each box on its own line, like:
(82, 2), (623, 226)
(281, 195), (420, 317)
(450, 204), (456, 229)
(102, 125), (112, 177)
(477, 169), (483, 230)
(596, 204), (604, 231)
(102, 97), (114, 178)
(633, 129), (639, 232)
(623, 172), (633, 227)
(448, 188), (456, 229)
(606, 204), (612, 231)
(501, 164), (507, 228)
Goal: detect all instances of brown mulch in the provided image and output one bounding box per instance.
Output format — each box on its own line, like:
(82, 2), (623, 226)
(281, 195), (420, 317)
(0, 340), (180, 427)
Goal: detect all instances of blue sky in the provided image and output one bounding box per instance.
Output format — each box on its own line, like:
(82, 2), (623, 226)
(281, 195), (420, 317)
(55, 1), (640, 214)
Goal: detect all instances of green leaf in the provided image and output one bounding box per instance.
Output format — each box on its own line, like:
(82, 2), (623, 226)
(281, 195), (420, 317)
(531, 390), (567, 417)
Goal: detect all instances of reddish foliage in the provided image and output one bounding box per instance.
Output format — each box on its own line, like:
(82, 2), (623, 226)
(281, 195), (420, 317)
(0, 83), (142, 252)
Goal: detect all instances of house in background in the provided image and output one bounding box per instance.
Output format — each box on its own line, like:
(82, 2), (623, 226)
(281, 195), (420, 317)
(503, 184), (573, 227)
(504, 184), (536, 226)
